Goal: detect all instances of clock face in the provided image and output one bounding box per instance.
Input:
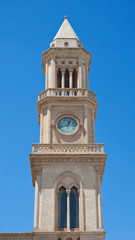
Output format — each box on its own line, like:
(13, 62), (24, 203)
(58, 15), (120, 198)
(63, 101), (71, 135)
(58, 117), (77, 134)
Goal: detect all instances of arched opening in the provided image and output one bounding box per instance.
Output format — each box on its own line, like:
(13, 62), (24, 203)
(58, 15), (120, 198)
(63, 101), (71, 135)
(58, 187), (67, 229)
(65, 69), (69, 88)
(57, 68), (62, 88)
(73, 69), (77, 88)
(55, 173), (82, 231)
(70, 187), (79, 229)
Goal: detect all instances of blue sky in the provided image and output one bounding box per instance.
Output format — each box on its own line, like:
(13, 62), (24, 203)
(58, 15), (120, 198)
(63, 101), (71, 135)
(0, 0), (135, 239)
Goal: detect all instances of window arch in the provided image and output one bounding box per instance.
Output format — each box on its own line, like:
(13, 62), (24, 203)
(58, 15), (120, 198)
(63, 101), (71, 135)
(70, 187), (79, 229)
(55, 172), (83, 231)
(58, 187), (67, 229)
(58, 186), (79, 231)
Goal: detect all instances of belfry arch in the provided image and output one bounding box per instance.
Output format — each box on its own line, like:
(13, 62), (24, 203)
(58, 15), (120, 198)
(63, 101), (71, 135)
(65, 69), (69, 88)
(73, 69), (77, 88)
(57, 68), (62, 88)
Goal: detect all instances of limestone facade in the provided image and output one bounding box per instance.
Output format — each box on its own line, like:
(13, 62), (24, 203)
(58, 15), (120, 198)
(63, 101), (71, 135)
(0, 17), (107, 240)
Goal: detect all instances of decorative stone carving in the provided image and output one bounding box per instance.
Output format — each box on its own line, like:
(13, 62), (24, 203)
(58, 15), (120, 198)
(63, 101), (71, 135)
(34, 167), (42, 176)
(32, 143), (104, 154)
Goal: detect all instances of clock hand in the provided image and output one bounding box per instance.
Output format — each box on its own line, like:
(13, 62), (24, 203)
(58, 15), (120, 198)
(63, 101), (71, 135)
(67, 120), (71, 127)
(59, 124), (67, 129)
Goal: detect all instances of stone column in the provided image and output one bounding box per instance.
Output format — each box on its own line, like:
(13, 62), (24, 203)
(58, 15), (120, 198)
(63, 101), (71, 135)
(34, 170), (41, 229)
(45, 61), (48, 89)
(78, 57), (83, 88)
(84, 105), (89, 143)
(78, 190), (81, 230)
(82, 62), (86, 88)
(97, 172), (103, 229)
(77, 68), (79, 88)
(40, 109), (43, 143)
(66, 190), (70, 231)
(47, 105), (51, 143)
(86, 62), (89, 89)
(92, 108), (95, 143)
(61, 69), (65, 88)
(80, 187), (84, 231)
(69, 69), (73, 88)
(50, 56), (56, 88)
(76, 69), (78, 89)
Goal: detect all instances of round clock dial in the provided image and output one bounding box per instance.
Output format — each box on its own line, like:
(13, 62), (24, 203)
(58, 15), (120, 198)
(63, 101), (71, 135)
(58, 117), (77, 134)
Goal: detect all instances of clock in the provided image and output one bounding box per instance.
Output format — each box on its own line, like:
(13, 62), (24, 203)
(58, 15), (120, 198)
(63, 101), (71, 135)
(57, 117), (77, 135)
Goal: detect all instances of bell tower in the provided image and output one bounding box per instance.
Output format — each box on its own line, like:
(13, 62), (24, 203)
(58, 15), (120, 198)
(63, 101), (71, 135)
(30, 16), (107, 240)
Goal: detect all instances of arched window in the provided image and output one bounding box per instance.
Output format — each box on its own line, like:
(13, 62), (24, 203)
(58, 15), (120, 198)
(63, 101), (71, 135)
(65, 69), (69, 88)
(73, 69), (77, 88)
(57, 68), (62, 88)
(70, 187), (79, 229)
(58, 187), (67, 229)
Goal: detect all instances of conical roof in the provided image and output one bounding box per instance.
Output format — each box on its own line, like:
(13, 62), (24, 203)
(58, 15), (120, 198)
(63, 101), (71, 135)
(50, 16), (82, 48)
(54, 17), (79, 40)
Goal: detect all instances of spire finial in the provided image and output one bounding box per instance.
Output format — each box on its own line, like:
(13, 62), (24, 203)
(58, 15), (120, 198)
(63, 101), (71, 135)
(64, 15), (67, 19)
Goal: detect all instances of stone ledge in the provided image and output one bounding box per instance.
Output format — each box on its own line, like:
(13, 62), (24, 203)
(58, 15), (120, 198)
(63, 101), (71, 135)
(29, 154), (107, 186)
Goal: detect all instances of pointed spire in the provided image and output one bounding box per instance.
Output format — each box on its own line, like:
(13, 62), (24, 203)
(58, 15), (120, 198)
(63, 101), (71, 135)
(53, 17), (79, 40)
(50, 16), (83, 48)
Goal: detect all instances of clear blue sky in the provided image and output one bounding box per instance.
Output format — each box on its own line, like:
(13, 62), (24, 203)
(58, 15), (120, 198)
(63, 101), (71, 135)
(0, 0), (135, 239)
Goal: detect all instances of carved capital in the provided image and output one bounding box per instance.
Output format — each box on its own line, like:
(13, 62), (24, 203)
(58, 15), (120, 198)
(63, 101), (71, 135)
(35, 166), (42, 176)
(94, 166), (102, 174)
(66, 190), (71, 196)
(78, 189), (80, 196)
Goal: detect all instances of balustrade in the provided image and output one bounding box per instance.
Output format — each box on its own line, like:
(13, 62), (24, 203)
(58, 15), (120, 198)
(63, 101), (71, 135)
(38, 88), (96, 101)
(32, 144), (104, 154)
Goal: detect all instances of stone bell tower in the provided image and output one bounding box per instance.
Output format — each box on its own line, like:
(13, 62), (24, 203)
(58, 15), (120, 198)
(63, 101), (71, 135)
(29, 16), (107, 240)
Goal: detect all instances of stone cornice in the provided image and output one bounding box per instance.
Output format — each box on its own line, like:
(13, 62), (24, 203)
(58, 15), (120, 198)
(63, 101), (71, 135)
(42, 47), (91, 74)
(0, 230), (106, 236)
(42, 47), (91, 57)
(29, 153), (107, 187)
